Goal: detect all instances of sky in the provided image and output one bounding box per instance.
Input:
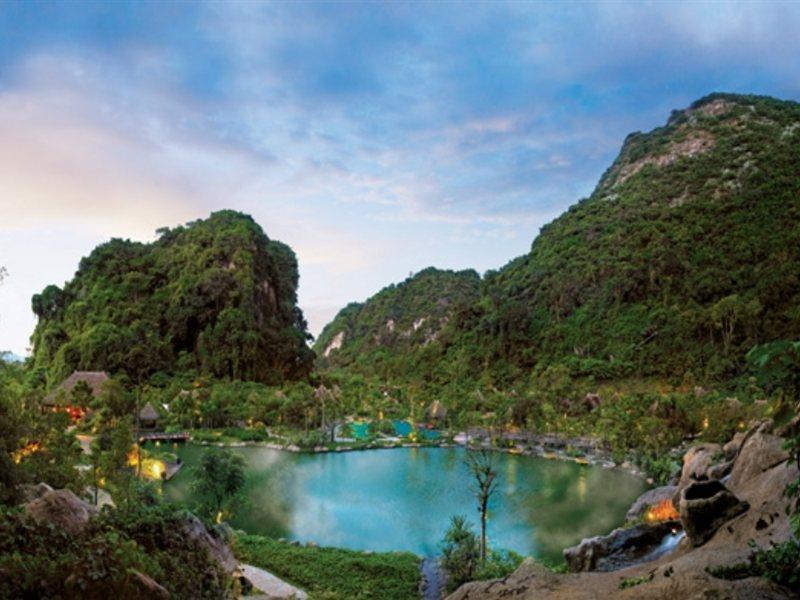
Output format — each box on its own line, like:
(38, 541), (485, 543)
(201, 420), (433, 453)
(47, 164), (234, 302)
(1, 1), (800, 356)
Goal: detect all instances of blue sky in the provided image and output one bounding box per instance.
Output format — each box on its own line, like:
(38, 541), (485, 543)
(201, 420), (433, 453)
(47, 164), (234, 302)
(1, 1), (800, 355)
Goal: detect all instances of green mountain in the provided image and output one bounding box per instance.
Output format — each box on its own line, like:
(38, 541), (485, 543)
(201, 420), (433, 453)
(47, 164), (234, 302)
(314, 267), (480, 375)
(318, 94), (800, 391)
(30, 210), (314, 386)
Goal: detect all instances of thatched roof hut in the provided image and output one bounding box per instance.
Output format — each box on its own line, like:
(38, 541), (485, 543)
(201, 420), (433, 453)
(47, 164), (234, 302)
(426, 400), (448, 421)
(138, 402), (160, 428)
(44, 371), (109, 406)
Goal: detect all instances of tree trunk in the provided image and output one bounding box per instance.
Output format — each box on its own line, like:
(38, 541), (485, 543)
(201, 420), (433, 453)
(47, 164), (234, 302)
(480, 499), (488, 563)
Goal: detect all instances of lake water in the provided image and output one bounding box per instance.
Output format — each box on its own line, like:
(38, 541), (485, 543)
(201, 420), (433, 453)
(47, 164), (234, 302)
(163, 445), (646, 563)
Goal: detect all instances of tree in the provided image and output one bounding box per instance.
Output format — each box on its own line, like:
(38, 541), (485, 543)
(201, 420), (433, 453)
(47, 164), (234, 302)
(190, 449), (246, 521)
(465, 449), (499, 563)
(22, 411), (85, 494)
(0, 371), (24, 505)
(439, 515), (480, 592)
(93, 378), (134, 423)
(70, 380), (93, 408)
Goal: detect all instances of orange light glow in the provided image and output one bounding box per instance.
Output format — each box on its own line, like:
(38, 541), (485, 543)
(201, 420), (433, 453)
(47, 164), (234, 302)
(127, 445), (140, 467)
(51, 405), (87, 423)
(12, 441), (41, 464)
(645, 499), (679, 523)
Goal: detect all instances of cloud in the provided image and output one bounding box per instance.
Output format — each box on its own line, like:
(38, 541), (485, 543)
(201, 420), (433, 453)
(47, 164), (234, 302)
(2, 1), (800, 352)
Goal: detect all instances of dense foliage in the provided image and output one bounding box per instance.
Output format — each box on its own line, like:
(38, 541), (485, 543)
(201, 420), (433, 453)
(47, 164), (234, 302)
(0, 358), (88, 505)
(0, 504), (230, 599)
(317, 94), (800, 406)
(234, 534), (421, 600)
(191, 448), (246, 521)
(440, 515), (480, 591)
(315, 267), (480, 374)
(30, 210), (313, 387)
(439, 515), (523, 593)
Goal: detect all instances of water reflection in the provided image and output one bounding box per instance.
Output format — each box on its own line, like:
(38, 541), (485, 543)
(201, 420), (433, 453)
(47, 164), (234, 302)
(164, 446), (645, 562)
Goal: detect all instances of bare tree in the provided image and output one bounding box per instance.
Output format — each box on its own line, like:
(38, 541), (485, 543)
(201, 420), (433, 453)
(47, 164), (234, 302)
(465, 449), (499, 563)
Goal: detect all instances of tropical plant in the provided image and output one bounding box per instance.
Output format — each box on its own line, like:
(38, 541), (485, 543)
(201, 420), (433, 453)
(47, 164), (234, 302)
(439, 515), (480, 592)
(465, 449), (500, 563)
(190, 448), (246, 521)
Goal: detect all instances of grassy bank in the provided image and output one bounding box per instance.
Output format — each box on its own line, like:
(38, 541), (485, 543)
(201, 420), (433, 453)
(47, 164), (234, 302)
(234, 534), (421, 600)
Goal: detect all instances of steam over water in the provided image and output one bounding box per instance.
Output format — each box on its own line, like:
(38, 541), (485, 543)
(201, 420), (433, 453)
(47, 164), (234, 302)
(165, 446), (646, 562)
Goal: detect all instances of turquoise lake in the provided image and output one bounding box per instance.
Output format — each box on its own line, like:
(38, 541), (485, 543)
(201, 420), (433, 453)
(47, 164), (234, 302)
(163, 445), (646, 563)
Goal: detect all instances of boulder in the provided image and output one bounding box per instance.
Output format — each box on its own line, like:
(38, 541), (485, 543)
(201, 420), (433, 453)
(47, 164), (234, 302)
(563, 520), (679, 572)
(181, 515), (238, 574)
(728, 431), (790, 491)
(678, 479), (748, 546)
(625, 486), (677, 523)
(19, 482), (54, 504)
(24, 488), (97, 535)
(707, 458), (734, 480)
(722, 431), (746, 460)
(672, 443), (721, 506)
(679, 443), (720, 484)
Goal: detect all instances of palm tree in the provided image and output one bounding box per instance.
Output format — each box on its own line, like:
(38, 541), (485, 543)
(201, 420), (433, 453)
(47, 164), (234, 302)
(465, 449), (499, 563)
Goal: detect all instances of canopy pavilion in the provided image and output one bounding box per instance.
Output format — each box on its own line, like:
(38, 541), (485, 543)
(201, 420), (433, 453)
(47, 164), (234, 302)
(42, 370), (109, 421)
(138, 402), (160, 430)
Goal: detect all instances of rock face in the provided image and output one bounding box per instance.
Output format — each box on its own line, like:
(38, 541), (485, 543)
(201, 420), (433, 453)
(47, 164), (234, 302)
(678, 479), (749, 546)
(625, 486), (677, 523)
(447, 425), (799, 600)
(447, 554), (792, 600)
(723, 431), (747, 459)
(19, 482), (54, 504)
(678, 443), (720, 484)
(729, 431), (789, 490)
(671, 442), (723, 508)
(24, 488), (98, 535)
(563, 521), (679, 572)
(181, 515), (238, 574)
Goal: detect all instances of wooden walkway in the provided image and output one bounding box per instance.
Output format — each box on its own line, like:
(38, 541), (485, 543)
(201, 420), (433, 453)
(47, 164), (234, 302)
(139, 431), (190, 443)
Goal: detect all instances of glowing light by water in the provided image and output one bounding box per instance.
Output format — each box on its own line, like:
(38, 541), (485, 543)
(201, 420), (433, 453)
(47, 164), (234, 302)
(645, 499), (679, 523)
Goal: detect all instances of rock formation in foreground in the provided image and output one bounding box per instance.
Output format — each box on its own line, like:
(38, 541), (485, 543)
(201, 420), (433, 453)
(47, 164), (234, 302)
(447, 422), (797, 599)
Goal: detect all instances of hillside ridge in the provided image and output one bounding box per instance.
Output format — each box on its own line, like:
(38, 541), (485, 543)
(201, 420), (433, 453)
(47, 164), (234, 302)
(317, 92), (800, 394)
(30, 210), (314, 386)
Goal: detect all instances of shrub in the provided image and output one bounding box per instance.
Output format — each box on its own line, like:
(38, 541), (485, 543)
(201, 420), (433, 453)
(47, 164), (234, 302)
(474, 549), (525, 581)
(638, 454), (680, 486)
(0, 504), (230, 599)
(440, 515), (480, 592)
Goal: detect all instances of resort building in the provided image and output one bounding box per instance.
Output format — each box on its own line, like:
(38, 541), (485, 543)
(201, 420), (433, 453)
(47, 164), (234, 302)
(138, 402), (160, 430)
(42, 370), (110, 421)
(425, 400), (448, 424)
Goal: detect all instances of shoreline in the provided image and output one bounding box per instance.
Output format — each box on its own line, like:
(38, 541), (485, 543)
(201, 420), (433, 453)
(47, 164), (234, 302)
(189, 434), (645, 479)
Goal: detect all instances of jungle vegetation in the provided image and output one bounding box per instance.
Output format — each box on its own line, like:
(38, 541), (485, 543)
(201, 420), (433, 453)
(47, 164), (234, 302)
(29, 210), (314, 388)
(314, 93), (800, 428)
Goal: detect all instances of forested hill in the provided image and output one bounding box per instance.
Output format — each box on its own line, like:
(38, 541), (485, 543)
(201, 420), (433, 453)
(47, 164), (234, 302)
(30, 210), (314, 386)
(318, 93), (800, 389)
(314, 267), (480, 371)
